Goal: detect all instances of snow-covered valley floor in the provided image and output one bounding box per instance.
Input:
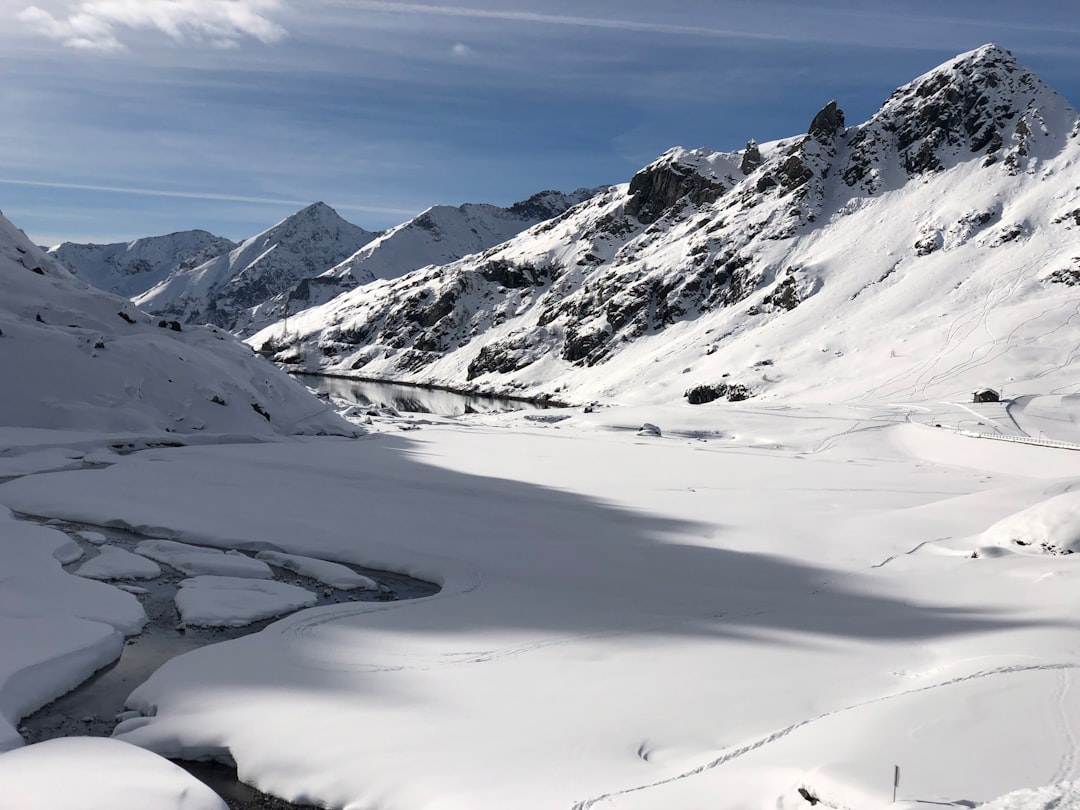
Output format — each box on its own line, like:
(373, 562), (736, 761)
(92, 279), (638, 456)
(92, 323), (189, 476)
(0, 396), (1078, 809)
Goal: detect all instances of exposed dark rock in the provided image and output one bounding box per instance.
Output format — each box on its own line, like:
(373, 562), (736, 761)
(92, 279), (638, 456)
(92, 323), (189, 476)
(914, 230), (944, 255)
(117, 311), (136, 324)
(250, 402), (271, 421)
(626, 156), (727, 224)
(756, 174), (778, 192)
(685, 382), (752, 404)
(1046, 267), (1080, 286)
(739, 140), (763, 174)
(808, 100), (845, 141)
(1051, 208), (1080, 228)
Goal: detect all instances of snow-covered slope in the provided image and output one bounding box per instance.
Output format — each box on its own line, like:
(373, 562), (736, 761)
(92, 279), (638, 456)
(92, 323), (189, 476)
(276, 188), (605, 318)
(0, 211), (351, 437)
(253, 44), (1080, 405)
(48, 231), (236, 300)
(133, 202), (377, 335)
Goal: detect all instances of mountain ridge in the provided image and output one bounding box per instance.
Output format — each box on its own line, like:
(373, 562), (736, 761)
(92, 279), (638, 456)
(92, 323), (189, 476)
(249, 44), (1080, 406)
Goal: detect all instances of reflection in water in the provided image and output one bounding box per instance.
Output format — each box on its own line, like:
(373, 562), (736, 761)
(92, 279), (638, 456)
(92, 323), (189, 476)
(294, 374), (557, 416)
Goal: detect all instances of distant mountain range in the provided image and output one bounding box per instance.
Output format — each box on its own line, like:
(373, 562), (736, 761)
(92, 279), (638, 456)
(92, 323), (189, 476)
(245, 44), (1080, 405)
(50, 190), (602, 338)
(0, 210), (350, 436)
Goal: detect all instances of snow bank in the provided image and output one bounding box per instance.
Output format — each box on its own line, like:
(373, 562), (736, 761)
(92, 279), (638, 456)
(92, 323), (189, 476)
(979, 782), (1079, 809)
(135, 539), (273, 578)
(0, 507), (145, 634)
(175, 576), (317, 627)
(980, 491), (1080, 555)
(76, 546), (163, 581)
(0, 617), (122, 753)
(0, 737), (227, 810)
(255, 550), (379, 589)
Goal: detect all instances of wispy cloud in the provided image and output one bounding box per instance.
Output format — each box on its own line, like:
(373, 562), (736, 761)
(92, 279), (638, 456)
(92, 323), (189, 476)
(0, 178), (417, 217)
(18, 0), (288, 51)
(322, 1), (795, 42)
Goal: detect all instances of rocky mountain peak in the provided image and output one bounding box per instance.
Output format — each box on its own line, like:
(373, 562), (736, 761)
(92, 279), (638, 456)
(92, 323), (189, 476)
(808, 100), (845, 142)
(843, 43), (1074, 188)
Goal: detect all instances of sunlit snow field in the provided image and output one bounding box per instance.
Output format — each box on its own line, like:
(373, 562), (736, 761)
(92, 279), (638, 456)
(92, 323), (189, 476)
(1, 394), (1078, 809)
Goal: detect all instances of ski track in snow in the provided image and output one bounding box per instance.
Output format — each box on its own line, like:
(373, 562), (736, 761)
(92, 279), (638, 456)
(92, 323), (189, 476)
(570, 662), (1080, 810)
(1049, 669), (1078, 784)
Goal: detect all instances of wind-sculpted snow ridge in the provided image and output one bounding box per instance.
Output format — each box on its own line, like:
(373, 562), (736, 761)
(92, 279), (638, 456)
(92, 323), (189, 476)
(133, 202), (378, 335)
(48, 230), (236, 300)
(0, 210), (353, 437)
(270, 186), (606, 318)
(252, 44), (1080, 406)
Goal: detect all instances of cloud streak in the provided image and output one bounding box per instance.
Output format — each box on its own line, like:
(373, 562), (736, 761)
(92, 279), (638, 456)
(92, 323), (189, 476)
(19, 0), (288, 50)
(0, 178), (417, 217)
(322, 1), (797, 42)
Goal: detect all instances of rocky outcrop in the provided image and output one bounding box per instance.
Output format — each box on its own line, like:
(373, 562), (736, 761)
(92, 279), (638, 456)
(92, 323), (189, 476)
(625, 149), (736, 224)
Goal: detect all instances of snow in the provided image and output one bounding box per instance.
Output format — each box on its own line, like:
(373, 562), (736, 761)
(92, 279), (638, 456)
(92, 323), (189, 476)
(0, 402), (1075, 808)
(76, 546), (163, 580)
(979, 491), (1080, 555)
(255, 550), (379, 589)
(979, 782), (1080, 810)
(0, 737), (227, 810)
(130, 202), (377, 335)
(174, 575), (317, 627)
(0, 617), (122, 753)
(322, 187), (603, 287)
(134, 539), (273, 579)
(48, 230), (235, 300)
(0, 210), (355, 438)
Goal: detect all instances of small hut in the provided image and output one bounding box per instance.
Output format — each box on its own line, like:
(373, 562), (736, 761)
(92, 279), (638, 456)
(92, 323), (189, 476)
(972, 388), (1000, 403)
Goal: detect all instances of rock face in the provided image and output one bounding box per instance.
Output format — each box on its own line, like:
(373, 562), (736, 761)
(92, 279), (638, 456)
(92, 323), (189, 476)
(49, 231), (236, 299)
(249, 45), (1080, 405)
(131, 202), (378, 334)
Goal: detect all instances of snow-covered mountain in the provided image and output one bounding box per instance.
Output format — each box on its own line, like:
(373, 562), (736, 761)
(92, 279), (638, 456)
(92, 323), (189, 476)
(0, 211), (351, 437)
(47, 231), (236, 300)
(252, 44), (1080, 405)
(133, 202), (377, 334)
(273, 188), (605, 320)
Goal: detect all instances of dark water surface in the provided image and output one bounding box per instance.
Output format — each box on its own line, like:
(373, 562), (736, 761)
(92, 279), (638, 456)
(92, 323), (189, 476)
(293, 373), (561, 415)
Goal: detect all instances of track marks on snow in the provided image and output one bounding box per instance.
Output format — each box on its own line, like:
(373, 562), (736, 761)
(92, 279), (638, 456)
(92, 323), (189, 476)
(571, 662), (1080, 809)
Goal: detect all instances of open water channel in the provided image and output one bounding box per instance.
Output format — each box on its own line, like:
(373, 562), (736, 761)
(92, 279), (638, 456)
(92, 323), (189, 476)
(17, 514), (438, 809)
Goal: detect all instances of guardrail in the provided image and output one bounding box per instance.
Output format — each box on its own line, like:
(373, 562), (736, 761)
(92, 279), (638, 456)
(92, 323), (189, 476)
(957, 430), (1080, 452)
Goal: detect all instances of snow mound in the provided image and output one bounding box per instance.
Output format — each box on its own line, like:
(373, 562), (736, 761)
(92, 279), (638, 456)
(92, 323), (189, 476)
(135, 540), (273, 578)
(75, 546), (162, 581)
(0, 737), (227, 810)
(255, 550), (379, 589)
(175, 575), (317, 627)
(979, 491), (1080, 555)
(979, 781), (1079, 810)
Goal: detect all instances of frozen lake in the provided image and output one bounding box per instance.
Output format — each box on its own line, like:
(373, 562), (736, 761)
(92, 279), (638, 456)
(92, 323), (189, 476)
(293, 373), (561, 415)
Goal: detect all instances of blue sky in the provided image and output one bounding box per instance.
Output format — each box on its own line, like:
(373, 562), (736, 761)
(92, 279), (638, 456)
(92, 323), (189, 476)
(2, 0), (1078, 245)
